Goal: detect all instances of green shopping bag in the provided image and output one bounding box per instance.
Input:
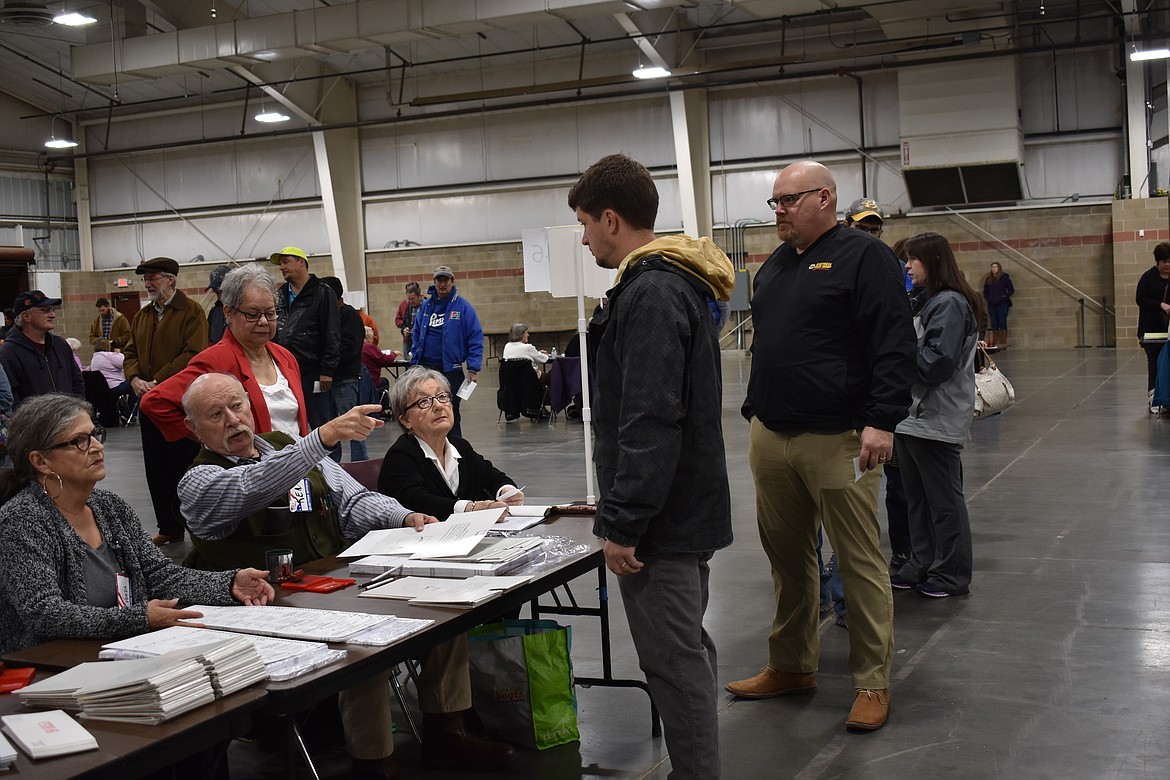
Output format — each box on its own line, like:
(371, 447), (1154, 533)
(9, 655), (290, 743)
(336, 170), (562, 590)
(467, 619), (579, 750)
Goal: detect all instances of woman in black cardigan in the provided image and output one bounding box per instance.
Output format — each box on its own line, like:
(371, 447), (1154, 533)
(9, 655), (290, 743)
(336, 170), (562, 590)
(379, 366), (525, 519)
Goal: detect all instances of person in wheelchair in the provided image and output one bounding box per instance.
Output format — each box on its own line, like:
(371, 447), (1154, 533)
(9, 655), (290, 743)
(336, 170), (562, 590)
(498, 323), (551, 421)
(360, 326), (398, 416)
(89, 338), (136, 422)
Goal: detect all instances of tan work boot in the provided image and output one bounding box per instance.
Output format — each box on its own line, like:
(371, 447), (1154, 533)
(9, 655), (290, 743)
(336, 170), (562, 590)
(724, 668), (817, 699)
(845, 688), (890, 732)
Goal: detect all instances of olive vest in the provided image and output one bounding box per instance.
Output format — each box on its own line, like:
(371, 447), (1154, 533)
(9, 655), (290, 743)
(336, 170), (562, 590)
(185, 431), (345, 572)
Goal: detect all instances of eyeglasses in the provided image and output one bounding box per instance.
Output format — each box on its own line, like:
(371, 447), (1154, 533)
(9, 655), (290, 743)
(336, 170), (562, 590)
(47, 427), (106, 453)
(405, 392), (452, 412)
(853, 224), (884, 237)
(236, 310), (277, 323)
(767, 189), (822, 210)
(142, 273), (172, 284)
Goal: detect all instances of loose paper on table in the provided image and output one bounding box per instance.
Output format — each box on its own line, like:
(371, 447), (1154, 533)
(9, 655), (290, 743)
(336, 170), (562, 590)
(339, 507), (506, 559)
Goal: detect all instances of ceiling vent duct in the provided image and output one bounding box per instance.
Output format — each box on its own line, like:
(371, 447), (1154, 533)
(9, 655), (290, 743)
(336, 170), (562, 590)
(899, 59), (1024, 207)
(0, 1), (54, 27)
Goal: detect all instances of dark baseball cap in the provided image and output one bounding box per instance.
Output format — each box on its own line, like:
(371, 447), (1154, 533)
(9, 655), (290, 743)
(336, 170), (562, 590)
(321, 276), (343, 298)
(135, 257), (180, 276)
(206, 264), (230, 291)
(13, 290), (62, 315)
(846, 197), (883, 223)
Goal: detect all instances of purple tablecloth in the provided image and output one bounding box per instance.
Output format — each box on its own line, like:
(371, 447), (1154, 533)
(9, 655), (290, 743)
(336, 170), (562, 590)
(549, 356), (582, 414)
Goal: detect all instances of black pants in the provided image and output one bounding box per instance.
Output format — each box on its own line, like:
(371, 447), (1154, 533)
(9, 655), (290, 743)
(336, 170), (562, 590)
(1144, 343), (1163, 392)
(139, 410), (200, 536)
(883, 462), (911, 558)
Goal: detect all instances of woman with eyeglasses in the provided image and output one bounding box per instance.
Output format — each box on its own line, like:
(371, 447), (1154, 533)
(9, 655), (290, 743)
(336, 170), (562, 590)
(378, 367), (525, 520)
(0, 394), (272, 656)
(141, 263), (309, 442)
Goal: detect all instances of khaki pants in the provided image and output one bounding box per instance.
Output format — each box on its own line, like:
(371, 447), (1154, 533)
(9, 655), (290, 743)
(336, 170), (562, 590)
(338, 636), (473, 760)
(748, 420), (893, 689)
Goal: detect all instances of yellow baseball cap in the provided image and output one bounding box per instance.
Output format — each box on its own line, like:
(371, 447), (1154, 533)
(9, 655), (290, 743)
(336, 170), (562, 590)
(269, 246), (309, 264)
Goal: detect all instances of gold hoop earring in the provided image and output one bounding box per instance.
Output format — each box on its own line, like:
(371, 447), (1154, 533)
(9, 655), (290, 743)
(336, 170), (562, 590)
(40, 472), (64, 501)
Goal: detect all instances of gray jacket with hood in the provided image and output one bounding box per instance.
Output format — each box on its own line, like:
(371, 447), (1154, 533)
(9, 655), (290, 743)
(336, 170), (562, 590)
(896, 289), (978, 445)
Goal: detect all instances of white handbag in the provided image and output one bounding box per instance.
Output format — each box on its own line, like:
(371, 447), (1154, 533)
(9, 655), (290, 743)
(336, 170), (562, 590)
(974, 346), (1015, 419)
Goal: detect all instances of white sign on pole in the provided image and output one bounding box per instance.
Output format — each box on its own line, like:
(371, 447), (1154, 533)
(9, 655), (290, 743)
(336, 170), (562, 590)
(521, 228), (552, 293)
(546, 226), (614, 299)
(32, 271), (62, 299)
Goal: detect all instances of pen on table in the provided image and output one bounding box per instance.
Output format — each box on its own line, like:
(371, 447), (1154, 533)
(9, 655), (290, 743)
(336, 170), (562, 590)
(360, 569), (398, 590)
(498, 485), (525, 501)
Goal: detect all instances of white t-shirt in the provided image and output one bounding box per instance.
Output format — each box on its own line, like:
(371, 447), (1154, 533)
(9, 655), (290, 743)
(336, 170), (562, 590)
(258, 360), (301, 439)
(502, 341), (548, 367)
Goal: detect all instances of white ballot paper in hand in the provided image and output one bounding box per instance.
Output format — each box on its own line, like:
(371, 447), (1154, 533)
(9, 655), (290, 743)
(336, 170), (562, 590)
(338, 507), (506, 558)
(456, 380), (477, 400)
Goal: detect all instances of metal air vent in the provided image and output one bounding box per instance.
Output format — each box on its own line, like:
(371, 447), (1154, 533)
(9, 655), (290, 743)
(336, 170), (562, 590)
(0, 2), (54, 27)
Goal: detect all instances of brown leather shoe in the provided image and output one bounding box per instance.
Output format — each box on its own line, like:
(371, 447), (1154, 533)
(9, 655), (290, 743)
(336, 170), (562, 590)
(845, 688), (890, 731)
(724, 668), (817, 699)
(421, 710), (517, 772)
(152, 532), (184, 545)
(351, 755), (406, 780)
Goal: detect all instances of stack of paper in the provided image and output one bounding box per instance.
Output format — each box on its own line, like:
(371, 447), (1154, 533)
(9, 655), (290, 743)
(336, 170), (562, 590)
(1, 710), (97, 759)
(187, 604), (406, 642)
(350, 537), (546, 579)
(161, 638), (268, 697)
(17, 663), (123, 710)
(0, 731), (17, 769)
(360, 574), (533, 608)
(75, 655), (216, 725)
(101, 627), (346, 682)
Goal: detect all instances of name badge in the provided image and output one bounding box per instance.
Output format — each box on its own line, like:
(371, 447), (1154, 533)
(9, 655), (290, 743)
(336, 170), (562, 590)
(116, 572), (132, 608)
(289, 478), (313, 512)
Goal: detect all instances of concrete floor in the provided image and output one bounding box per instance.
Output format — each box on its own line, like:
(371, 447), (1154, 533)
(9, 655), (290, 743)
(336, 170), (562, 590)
(103, 348), (1170, 779)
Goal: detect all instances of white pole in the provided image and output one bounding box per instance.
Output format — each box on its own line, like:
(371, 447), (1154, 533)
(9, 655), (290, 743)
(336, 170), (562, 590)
(574, 240), (597, 504)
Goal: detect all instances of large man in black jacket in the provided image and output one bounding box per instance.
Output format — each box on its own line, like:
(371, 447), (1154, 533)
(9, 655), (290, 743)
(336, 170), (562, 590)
(270, 246), (339, 429)
(568, 154), (734, 780)
(725, 161), (916, 733)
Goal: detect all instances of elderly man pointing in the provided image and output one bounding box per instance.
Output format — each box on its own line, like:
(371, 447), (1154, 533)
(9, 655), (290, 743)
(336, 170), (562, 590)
(176, 372), (516, 778)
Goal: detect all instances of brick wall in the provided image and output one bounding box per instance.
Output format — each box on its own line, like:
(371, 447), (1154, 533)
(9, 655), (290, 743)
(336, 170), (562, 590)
(366, 244), (597, 355)
(739, 203), (1118, 349)
(44, 199), (1170, 360)
(1111, 198), (1170, 345)
(59, 263), (294, 363)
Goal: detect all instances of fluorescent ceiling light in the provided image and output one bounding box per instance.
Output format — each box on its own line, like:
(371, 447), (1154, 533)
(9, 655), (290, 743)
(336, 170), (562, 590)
(1131, 48), (1170, 61)
(632, 66), (670, 79)
(254, 110), (290, 123)
(54, 11), (97, 26)
(44, 137), (78, 149)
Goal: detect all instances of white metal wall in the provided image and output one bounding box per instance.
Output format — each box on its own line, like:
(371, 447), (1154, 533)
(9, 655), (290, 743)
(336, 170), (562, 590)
(0, 47), (1135, 267)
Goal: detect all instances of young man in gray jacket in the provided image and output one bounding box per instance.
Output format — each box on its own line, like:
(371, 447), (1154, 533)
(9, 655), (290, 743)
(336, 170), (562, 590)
(569, 154), (734, 780)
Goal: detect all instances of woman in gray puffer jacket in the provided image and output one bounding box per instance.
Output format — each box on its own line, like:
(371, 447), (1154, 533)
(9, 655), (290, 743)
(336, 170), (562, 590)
(0, 394), (272, 656)
(889, 233), (983, 599)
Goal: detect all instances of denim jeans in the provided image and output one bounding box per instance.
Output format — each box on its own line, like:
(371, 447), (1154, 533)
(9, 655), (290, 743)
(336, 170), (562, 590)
(329, 379), (367, 462)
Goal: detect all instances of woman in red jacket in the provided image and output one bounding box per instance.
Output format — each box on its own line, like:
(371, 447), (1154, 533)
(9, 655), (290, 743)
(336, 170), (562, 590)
(140, 264), (308, 443)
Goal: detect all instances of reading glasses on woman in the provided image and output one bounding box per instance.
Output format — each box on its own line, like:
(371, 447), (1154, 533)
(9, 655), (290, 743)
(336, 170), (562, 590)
(406, 391), (452, 412)
(47, 426), (106, 452)
(767, 188), (823, 210)
(239, 309), (277, 323)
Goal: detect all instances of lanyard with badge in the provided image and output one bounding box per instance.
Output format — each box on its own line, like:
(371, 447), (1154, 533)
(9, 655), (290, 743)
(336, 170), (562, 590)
(111, 539), (133, 608)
